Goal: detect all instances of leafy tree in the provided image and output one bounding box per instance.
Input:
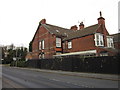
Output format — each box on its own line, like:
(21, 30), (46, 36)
(2, 44), (28, 64)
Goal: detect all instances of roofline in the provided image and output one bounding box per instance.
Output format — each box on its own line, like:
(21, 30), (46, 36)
(46, 23), (70, 30)
(63, 33), (95, 41)
(31, 23), (41, 43)
(63, 24), (100, 41)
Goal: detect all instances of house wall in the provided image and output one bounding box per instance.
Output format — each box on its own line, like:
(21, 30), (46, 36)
(32, 25), (56, 59)
(63, 35), (96, 53)
(114, 42), (120, 50)
(96, 25), (109, 47)
(63, 25), (116, 56)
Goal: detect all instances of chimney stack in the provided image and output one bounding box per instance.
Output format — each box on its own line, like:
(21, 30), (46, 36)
(79, 22), (84, 30)
(70, 25), (78, 30)
(40, 19), (46, 24)
(97, 11), (105, 25)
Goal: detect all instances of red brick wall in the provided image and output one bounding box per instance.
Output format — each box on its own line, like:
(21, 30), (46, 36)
(63, 35), (96, 53)
(32, 25), (56, 59)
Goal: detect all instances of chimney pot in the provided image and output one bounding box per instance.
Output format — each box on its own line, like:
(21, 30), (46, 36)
(40, 19), (46, 24)
(79, 22), (84, 30)
(70, 25), (78, 30)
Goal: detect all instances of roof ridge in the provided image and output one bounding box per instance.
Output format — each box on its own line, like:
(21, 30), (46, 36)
(80, 24), (98, 30)
(63, 24), (100, 41)
(46, 23), (70, 30)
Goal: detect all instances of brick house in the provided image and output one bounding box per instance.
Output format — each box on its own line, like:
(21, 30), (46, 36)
(31, 12), (118, 59)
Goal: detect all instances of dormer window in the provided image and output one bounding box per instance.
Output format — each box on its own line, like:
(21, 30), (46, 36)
(56, 37), (61, 47)
(107, 36), (114, 48)
(95, 33), (104, 46)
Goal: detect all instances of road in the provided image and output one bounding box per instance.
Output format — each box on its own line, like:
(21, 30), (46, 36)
(2, 66), (118, 88)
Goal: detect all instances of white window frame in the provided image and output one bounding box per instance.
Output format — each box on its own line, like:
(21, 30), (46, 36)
(107, 36), (114, 48)
(68, 41), (72, 49)
(41, 40), (45, 49)
(95, 33), (104, 46)
(39, 41), (41, 50)
(56, 37), (61, 48)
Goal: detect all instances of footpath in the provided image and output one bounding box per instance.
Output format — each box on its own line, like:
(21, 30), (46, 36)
(10, 66), (120, 81)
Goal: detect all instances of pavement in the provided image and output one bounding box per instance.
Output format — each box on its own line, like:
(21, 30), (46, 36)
(10, 66), (120, 81)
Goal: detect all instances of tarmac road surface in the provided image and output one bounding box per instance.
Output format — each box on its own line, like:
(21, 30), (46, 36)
(2, 66), (119, 88)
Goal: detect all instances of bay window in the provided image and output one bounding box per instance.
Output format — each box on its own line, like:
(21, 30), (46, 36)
(95, 33), (104, 46)
(107, 36), (114, 48)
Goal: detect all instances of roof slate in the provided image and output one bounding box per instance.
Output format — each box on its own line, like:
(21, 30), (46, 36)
(32, 23), (100, 43)
(42, 24), (74, 37)
(63, 24), (100, 41)
(42, 24), (100, 41)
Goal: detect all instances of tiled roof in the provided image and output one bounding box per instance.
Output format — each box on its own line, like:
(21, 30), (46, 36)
(32, 23), (100, 42)
(63, 24), (100, 41)
(42, 24), (74, 37)
(42, 24), (100, 41)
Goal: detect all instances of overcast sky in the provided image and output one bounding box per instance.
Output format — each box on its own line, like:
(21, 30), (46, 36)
(118, 1), (120, 32)
(0, 0), (119, 47)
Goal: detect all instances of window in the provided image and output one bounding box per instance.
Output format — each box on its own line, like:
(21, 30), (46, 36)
(41, 40), (44, 49)
(68, 41), (72, 49)
(39, 41), (41, 50)
(107, 36), (114, 48)
(39, 40), (45, 50)
(95, 33), (104, 46)
(56, 37), (61, 47)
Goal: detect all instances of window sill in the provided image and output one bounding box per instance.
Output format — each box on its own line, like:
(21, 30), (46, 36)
(56, 47), (62, 48)
(68, 48), (72, 49)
